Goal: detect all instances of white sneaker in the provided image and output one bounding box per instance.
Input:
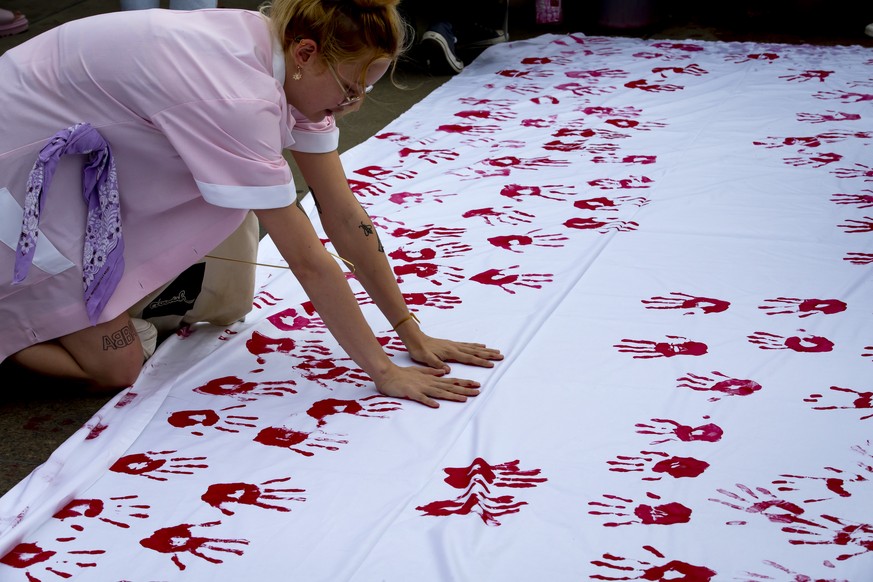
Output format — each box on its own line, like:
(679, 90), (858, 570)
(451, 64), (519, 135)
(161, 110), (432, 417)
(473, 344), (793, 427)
(131, 318), (158, 360)
(866, 23), (873, 37)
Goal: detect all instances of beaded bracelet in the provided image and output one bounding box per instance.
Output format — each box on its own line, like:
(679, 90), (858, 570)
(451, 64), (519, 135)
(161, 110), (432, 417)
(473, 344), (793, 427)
(392, 312), (420, 331)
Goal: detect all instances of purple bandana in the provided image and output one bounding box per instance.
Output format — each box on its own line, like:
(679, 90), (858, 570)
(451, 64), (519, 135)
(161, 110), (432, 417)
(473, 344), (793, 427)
(13, 122), (124, 325)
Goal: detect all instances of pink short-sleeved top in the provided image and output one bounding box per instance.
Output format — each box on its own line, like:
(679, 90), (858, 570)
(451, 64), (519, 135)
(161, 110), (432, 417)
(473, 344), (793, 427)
(0, 9), (338, 360)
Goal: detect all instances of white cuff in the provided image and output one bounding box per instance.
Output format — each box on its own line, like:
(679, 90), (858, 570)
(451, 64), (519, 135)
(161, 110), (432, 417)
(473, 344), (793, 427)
(196, 180), (296, 209)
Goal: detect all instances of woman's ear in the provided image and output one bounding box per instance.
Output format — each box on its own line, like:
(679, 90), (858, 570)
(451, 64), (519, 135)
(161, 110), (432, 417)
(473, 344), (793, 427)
(293, 38), (319, 69)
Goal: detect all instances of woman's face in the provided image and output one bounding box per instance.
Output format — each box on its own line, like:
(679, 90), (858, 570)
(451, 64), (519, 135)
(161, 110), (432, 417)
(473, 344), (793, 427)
(284, 41), (391, 122)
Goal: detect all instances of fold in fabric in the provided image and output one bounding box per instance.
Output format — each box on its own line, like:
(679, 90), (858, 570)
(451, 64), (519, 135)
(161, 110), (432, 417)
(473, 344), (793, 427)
(13, 122), (123, 325)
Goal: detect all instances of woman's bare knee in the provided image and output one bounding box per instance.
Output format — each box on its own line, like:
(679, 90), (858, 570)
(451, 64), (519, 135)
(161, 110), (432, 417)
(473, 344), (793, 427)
(59, 314), (146, 389)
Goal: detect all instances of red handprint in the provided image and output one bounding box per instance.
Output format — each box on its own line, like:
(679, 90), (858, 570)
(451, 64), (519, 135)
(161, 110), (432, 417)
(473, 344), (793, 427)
(590, 545), (716, 581)
(454, 108), (516, 122)
(759, 296), (847, 317)
(462, 206), (535, 226)
(436, 123), (500, 135)
(785, 514), (873, 562)
(831, 190), (873, 208)
(614, 336), (708, 359)
(806, 386), (873, 420)
(651, 63), (707, 77)
(0, 542), (105, 579)
(773, 444), (872, 500)
(635, 418), (724, 445)
(254, 425), (347, 456)
(417, 458), (547, 526)
(565, 67), (627, 79)
(587, 175), (653, 190)
(110, 450), (208, 481)
(388, 242), (472, 263)
(814, 89), (873, 103)
(487, 230), (568, 253)
(167, 405), (258, 436)
(843, 252), (873, 265)
(53, 495), (150, 530)
(838, 216), (873, 233)
(747, 330), (834, 352)
(564, 216), (639, 233)
(387, 189), (456, 207)
(574, 195), (648, 211)
(797, 110), (861, 123)
(252, 290), (281, 310)
(201, 477), (305, 515)
(579, 105), (644, 119)
(393, 261), (464, 285)
(294, 356), (370, 388)
(386, 223), (466, 241)
(590, 153), (657, 165)
(306, 395), (403, 427)
(140, 521), (248, 570)
(398, 147), (459, 164)
(555, 81), (614, 97)
(676, 371), (761, 401)
(607, 451), (710, 480)
(588, 492), (692, 527)
(194, 375), (298, 401)
(784, 151), (842, 167)
(500, 183), (576, 202)
(624, 78), (683, 92)
(710, 483), (819, 527)
(642, 292), (730, 315)
(267, 307), (327, 332)
(469, 266), (553, 294)
(831, 162), (873, 181)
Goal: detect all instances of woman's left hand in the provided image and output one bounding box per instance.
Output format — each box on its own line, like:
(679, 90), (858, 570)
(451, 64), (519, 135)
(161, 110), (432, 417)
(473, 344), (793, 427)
(406, 334), (503, 373)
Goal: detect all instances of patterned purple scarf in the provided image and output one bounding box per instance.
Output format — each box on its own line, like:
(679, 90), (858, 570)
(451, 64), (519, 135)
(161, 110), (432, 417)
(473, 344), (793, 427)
(13, 123), (124, 325)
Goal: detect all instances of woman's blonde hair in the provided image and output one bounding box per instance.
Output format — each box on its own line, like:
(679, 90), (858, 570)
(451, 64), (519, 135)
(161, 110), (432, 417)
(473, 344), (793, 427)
(262, 0), (409, 83)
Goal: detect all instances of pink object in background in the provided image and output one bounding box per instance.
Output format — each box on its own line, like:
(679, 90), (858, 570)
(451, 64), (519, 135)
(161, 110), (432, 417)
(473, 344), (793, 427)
(535, 0), (563, 24)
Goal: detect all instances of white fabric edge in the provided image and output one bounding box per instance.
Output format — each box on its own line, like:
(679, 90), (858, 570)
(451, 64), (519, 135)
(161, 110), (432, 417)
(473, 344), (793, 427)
(196, 180), (295, 209)
(0, 187), (75, 276)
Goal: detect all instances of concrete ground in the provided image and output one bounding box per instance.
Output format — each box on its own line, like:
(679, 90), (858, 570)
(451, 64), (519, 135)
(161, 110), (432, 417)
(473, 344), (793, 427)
(1, 0), (871, 496)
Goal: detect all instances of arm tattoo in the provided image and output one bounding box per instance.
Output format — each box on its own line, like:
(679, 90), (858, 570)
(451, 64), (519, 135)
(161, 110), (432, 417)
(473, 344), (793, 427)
(358, 221), (384, 253)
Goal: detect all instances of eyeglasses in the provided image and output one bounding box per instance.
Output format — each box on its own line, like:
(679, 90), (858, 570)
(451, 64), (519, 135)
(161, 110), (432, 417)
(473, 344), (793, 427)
(326, 61), (373, 107)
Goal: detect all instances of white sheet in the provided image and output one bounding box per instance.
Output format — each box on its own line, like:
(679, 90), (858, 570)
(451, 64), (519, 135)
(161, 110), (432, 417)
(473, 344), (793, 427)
(2, 33), (872, 581)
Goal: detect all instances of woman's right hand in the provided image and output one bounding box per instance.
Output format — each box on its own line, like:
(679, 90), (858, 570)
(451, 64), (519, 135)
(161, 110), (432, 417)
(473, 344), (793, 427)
(374, 364), (482, 408)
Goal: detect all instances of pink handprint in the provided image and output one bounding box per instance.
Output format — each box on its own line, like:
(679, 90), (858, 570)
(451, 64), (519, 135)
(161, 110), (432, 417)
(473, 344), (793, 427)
(642, 292), (730, 315)
(469, 266), (553, 294)
(588, 492), (692, 527)
(758, 297), (847, 317)
(387, 189), (456, 207)
(201, 477), (305, 515)
(590, 153), (657, 165)
(651, 63), (707, 77)
(110, 450), (208, 481)
(140, 521), (248, 570)
(454, 108), (516, 122)
(747, 330), (834, 352)
(676, 371), (761, 401)
(614, 336), (708, 359)
(813, 89), (873, 103)
(635, 418), (724, 445)
(588, 175), (653, 190)
(565, 67), (627, 79)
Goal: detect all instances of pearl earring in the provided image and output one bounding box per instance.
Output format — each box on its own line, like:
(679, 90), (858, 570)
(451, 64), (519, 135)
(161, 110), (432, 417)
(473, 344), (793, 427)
(292, 66), (302, 81)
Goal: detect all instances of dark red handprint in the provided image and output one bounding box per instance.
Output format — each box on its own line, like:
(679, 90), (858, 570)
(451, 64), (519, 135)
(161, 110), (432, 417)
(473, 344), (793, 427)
(635, 418), (724, 445)
(615, 336), (708, 359)
(590, 545), (717, 581)
(194, 375), (297, 401)
(469, 266), (553, 294)
(201, 477), (305, 515)
(306, 395), (403, 427)
(488, 230), (568, 253)
(758, 297), (847, 317)
(140, 521), (248, 570)
(607, 451), (710, 480)
(676, 371), (761, 401)
(53, 495), (150, 530)
(747, 330), (834, 352)
(806, 386), (873, 420)
(167, 405), (257, 436)
(254, 426), (347, 456)
(589, 492), (692, 527)
(642, 292), (730, 315)
(110, 450), (208, 481)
